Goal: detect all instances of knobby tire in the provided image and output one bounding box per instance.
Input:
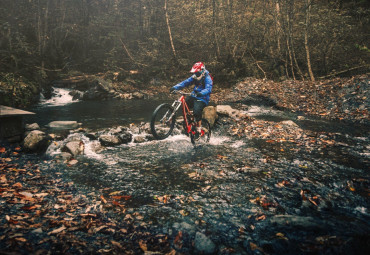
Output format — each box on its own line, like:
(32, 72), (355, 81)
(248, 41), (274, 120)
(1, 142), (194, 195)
(150, 103), (176, 140)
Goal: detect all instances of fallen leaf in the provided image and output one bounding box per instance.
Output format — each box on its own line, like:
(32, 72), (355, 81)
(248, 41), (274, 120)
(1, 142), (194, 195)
(100, 195), (107, 204)
(250, 242), (263, 252)
(13, 182), (22, 188)
(179, 210), (189, 216)
(111, 195), (131, 200)
(0, 175), (7, 183)
(111, 240), (123, 249)
(138, 240), (147, 252)
(21, 205), (39, 211)
(48, 226), (66, 235)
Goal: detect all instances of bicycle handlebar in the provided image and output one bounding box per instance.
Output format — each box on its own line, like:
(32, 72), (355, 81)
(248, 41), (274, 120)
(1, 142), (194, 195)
(171, 90), (192, 96)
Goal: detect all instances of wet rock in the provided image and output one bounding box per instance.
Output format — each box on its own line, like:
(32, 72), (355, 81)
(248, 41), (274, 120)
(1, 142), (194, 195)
(69, 90), (84, 100)
(118, 133), (132, 144)
(99, 135), (122, 146)
(86, 132), (98, 140)
(216, 105), (239, 117)
(47, 121), (80, 130)
(25, 123), (40, 131)
(134, 136), (146, 143)
(194, 232), (216, 254)
(23, 130), (50, 152)
(95, 78), (113, 93)
(132, 91), (145, 99)
(203, 106), (218, 127)
(108, 126), (132, 143)
(269, 215), (324, 230)
(62, 141), (84, 157)
(173, 222), (196, 235)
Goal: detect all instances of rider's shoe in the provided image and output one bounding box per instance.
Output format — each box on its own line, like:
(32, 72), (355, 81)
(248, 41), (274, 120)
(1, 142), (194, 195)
(194, 127), (202, 141)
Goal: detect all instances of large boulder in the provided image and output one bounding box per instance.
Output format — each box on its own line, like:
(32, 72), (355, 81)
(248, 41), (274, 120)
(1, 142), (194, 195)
(23, 130), (50, 152)
(216, 105), (239, 117)
(98, 127), (133, 146)
(99, 135), (122, 146)
(202, 106), (218, 127)
(25, 123), (40, 131)
(194, 232), (216, 254)
(47, 121), (80, 130)
(62, 141), (84, 157)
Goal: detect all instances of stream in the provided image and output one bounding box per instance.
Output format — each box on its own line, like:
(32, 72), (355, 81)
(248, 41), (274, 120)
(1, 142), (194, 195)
(24, 88), (369, 254)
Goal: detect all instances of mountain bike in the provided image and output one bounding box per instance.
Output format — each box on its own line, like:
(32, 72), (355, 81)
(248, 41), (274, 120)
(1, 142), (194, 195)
(150, 91), (211, 145)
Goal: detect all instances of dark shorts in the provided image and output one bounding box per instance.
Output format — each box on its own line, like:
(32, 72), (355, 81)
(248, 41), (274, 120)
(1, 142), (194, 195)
(185, 96), (206, 122)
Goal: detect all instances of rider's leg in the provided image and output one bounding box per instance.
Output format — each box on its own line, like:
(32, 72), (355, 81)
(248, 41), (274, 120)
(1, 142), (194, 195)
(193, 100), (206, 130)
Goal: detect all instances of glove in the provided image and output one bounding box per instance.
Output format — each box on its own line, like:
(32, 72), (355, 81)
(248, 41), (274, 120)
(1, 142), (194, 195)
(169, 87), (176, 93)
(196, 92), (203, 97)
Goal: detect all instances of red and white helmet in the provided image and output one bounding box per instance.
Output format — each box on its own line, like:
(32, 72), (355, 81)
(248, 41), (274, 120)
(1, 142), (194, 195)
(190, 62), (205, 73)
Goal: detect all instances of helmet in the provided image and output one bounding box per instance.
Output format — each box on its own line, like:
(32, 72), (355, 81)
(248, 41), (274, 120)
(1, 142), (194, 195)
(190, 62), (206, 81)
(190, 62), (205, 73)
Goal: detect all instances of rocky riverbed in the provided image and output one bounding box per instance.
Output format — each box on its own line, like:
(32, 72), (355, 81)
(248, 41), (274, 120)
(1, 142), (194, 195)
(0, 75), (369, 254)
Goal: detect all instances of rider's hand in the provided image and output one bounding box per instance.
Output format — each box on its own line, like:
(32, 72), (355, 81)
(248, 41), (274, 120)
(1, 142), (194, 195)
(196, 92), (203, 97)
(169, 87), (176, 93)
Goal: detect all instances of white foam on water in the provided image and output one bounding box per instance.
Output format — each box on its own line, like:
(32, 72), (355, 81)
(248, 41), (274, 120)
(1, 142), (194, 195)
(230, 140), (244, 148)
(209, 135), (230, 145)
(355, 206), (368, 215)
(40, 88), (76, 106)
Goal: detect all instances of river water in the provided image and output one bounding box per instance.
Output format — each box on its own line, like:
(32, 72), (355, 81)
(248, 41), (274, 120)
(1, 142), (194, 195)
(25, 88), (369, 254)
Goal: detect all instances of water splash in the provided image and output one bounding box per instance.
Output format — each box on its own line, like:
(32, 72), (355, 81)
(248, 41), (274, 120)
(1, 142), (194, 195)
(40, 88), (76, 106)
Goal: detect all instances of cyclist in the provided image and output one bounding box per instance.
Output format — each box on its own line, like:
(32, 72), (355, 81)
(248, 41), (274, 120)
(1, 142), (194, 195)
(169, 62), (213, 136)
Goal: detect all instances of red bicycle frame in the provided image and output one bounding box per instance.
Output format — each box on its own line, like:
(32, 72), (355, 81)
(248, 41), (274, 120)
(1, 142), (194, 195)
(176, 94), (205, 137)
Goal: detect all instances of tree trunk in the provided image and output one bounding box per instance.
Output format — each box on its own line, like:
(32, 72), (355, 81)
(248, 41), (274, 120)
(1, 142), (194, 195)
(164, 0), (177, 60)
(213, 0), (221, 59)
(305, 0), (315, 81)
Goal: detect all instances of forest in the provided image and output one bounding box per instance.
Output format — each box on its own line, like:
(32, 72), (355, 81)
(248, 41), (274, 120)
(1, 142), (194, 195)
(0, 0), (369, 106)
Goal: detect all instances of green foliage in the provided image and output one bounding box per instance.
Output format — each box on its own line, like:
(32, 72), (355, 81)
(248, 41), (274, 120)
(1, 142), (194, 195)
(0, 73), (40, 107)
(0, 0), (368, 94)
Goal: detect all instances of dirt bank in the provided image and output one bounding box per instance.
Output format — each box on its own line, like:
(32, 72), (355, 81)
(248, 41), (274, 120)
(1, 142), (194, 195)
(212, 74), (369, 124)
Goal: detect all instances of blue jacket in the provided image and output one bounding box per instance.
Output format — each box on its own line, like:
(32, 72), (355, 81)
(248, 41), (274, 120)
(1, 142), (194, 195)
(172, 70), (213, 105)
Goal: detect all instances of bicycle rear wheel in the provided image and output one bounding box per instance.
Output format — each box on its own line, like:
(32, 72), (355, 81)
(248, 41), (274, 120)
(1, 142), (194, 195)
(191, 118), (211, 145)
(150, 103), (176, 140)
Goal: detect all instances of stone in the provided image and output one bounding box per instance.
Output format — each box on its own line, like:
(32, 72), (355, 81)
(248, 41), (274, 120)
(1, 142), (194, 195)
(216, 105), (240, 117)
(118, 132), (132, 144)
(134, 136), (146, 143)
(25, 123), (40, 131)
(203, 106), (218, 127)
(62, 141), (84, 157)
(23, 130), (50, 152)
(269, 215), (324, 230)
(99, 135), (122, 146)
(132, 92), (145, 99)
(194, 232), (216, 254)
(47, 121), (80, 130)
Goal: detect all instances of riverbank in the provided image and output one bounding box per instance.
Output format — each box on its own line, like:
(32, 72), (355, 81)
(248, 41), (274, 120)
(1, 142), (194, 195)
(212, 74), (369, 125)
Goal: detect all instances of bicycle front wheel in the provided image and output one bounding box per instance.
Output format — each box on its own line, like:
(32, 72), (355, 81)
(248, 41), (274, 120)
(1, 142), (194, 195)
(191, 118), (211, 145)
(150, 103), (176, 140)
